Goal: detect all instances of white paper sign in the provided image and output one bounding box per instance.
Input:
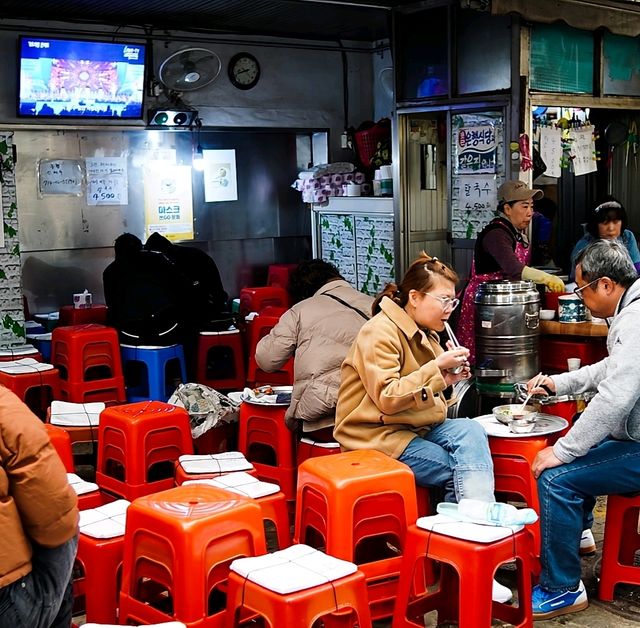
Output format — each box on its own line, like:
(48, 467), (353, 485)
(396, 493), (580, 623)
(539, 127), (563, 178)
(203, 150), (238, 202)
(459, 175), (497, 212)
(455, 125), (497, 174)
(569, 128), (597, 177)
(86, 157), (128, 205)
(38, 159), (83, 196)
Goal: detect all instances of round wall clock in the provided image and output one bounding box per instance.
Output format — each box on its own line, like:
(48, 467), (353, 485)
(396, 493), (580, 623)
(228, 52), (260, 90)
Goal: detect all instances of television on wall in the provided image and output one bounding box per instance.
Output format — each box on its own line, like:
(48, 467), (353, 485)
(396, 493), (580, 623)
(18, 36), (147, 119)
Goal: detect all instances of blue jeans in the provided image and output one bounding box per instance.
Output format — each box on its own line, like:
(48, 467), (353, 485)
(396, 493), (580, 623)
(398, 418), (495, 503)
(538, 438), (640, 591)
(0, 535), (78, 628)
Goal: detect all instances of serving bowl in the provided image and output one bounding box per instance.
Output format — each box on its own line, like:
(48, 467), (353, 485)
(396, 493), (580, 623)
(539, 309), (555, 321)
(492, 404), (537, 425)
(509, 417), (537, 434)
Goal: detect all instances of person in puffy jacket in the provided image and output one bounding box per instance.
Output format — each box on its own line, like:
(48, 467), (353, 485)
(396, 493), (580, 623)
(255, 259), (373, 438)
(0, 387), (79, 628)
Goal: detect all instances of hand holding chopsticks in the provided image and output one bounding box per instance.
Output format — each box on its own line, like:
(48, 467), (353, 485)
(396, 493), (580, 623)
(443, 321), (469, 375)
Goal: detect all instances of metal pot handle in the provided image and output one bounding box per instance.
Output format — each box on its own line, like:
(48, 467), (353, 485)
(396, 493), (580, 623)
(525, 312), (540, 329)
(475, 368), (512, 377)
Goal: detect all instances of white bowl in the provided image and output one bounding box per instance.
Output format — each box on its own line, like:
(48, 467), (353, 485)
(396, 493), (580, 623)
(539, 309), (555, 320)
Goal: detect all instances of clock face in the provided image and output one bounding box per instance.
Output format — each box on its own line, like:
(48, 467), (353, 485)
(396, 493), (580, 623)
(228, 53), (260, 90)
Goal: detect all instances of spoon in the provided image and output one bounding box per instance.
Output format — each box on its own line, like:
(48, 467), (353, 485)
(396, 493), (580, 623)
(517, 372), (542, 415)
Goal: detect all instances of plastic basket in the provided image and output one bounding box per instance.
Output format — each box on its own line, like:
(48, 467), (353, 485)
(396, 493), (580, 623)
(353, 119), (391, 168)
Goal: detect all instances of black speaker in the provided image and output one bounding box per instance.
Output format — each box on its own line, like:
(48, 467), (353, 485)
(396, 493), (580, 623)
(147, 108), (198, 127)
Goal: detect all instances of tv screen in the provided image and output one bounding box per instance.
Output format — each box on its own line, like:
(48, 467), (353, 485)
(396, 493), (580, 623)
(18, 36), (146, 119)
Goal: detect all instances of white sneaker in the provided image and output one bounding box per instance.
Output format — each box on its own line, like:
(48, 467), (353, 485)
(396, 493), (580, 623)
(492, 578), (513, 603)
(580, 529), (596, 556)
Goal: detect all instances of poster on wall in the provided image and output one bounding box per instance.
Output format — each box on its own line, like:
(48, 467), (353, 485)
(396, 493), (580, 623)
(569, 127), (597, 177)
(539, 127), (563, 178)
(203, 149), (238, 202)
(453, 125), (497, 174)
(143, 164), (194, 240)
(37, 159), (83, 196)
(85, 157), (128, 206)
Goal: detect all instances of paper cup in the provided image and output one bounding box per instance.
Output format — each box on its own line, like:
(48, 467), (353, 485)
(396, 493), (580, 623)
(567, 358), (581, 371)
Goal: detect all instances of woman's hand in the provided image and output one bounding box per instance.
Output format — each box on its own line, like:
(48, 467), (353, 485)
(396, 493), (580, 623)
(527, 374), (555, 396)
(442, 362), (472, 387)
(435, 344), (470, 372)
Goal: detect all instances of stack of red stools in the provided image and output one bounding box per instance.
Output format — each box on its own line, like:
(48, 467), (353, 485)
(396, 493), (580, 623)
(95, 400), (193, 500)
(51, 324), (125, 404)
(266, 263), (297, 289)
(45, 423), (75, 472)
(0, 364), (60, 420)
(59, 304), (108, 326)
(118, 484), (267, 626)
(246, 312), (294, 386)
(294, 449), (419, 620)
(239, 286), (289, 317)
(195, 329), (245, 391)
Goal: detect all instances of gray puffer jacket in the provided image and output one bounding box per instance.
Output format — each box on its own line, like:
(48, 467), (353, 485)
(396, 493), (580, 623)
(552, 278), (640, 463)
(255, 279), (373, 432)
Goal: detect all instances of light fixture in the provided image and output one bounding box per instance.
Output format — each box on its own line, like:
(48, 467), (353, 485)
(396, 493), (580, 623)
(147, 107), (198, 127)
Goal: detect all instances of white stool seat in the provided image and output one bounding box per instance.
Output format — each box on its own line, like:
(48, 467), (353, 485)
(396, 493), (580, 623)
(417, 514), (524, 543)
(79, 499), (130, 539)
(299, 437), (340, 449)
(50, 400), (104, 426)
(67, 472), (99, 495)
(0, 357), (54, 374)
(0, 344), (40, 358)
(230, 544), (357, 594)
(178, 451), (253, 474)
(184, 471), (279, 499)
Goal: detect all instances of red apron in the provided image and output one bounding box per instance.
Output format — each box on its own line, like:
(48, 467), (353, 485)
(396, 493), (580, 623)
(456, 240), (530, 364)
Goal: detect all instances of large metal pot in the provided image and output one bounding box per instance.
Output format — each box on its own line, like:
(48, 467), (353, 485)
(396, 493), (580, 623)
(474, 280), (540, 386)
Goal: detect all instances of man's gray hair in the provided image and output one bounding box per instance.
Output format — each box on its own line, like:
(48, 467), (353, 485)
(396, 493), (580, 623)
(576, 239), (638, 288)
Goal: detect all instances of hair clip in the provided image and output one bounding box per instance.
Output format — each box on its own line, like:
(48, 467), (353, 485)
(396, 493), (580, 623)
(594, 201), (622, 213)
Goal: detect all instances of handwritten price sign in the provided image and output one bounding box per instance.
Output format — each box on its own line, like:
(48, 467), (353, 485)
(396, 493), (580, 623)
(86, 157), (128, 206)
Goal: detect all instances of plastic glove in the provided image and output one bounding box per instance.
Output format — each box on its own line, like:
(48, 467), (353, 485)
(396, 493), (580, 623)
(521, 266), (565, 293)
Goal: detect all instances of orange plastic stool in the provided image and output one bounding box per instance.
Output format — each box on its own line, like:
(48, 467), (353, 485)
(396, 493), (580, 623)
(296, 437), (341, 466)
(52, 324), (126, 403)
(392, 523), (534, 627)
(0, 367), (60, 420)
(96, 401), (193, 500)
(266, 263), (297, 289)
(294, 449), (419, 620)
(598, 493), (640, 600)
(239, 403), (297, 501)
(45, 423), (75, 472)
(225, 545), (372, 628)
(245, 314), (294, 386)
(239, 286), (289, 317)
(195, 330), (245, 391)
(118, 485), (267, 627)
(193, 421), (238, 455)
(59, 304), (108, 326)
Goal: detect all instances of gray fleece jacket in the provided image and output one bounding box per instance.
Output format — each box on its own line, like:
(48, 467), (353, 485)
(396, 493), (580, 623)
(551, 278), (640, 463)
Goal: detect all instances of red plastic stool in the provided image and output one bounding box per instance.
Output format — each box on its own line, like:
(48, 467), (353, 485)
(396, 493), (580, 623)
(118, 484), (267, 627)
(294, 449), (419, 620)
(225, 544), (372, 628)
(392, 520), (534, 627)
(0, 345), (42, 361)
(185, 472), (292, 550)
(239, 403), (297, 502)
(59, 304), (108, 326)
(266, 263), (297, 289)
(52, 324), (125, 404)
(96, 401), (193, 500)
(246, 314), (294, 386)
(239, 286), (289, 317)
(0, 365), (60, 420)
(74, 499), (129, 624)
(296, 437), (341, 466)
(44, 423), (75, 471)
(193, 421), (238, 454)
(598, 492), (640, 600)
(195, 330), (245, 391)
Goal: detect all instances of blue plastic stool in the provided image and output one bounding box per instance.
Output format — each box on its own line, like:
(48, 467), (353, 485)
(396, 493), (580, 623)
(120, 344), (187, 402)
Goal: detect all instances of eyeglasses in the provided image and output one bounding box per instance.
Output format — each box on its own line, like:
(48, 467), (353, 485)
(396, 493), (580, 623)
(573, 278), (600, 301)
(421, 292), (460, 311)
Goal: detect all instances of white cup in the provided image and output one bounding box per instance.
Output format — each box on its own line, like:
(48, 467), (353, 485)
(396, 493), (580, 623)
(567, 357), (581, 371)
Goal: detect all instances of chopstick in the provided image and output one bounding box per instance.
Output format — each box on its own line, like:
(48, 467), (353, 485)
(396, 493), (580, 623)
(519, 371), (543, 412)
(444, 321), (460, 348)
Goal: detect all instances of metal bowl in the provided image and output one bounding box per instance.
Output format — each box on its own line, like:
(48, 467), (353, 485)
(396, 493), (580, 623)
(493, 404), (537, 425)
(508, 417), (537, 434)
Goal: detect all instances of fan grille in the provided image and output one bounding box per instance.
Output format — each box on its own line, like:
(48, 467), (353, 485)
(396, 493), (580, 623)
(159, 47), (221, 91)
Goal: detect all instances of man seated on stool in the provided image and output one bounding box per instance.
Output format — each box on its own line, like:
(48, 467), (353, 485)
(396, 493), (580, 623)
(255, 259), (373, 440)
(0, 387), (79, 628)
(527, 239), (640, 620)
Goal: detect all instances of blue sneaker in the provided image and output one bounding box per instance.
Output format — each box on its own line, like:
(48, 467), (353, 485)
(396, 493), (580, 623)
(532, 580), (588, 620)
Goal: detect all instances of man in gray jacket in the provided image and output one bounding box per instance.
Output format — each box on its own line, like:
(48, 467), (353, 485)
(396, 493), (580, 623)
(527, 239), (640, 620)
(255, 259), (373, 437)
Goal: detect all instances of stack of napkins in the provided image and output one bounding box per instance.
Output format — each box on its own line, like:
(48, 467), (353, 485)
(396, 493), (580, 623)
(49, 400), (105, 426)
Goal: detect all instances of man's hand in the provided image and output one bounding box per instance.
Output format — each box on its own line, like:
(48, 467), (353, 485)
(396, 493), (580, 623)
(532, 446), (563, 479)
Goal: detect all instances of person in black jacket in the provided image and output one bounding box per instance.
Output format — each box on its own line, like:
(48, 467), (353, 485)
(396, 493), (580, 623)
(144, 232), (229, 329)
